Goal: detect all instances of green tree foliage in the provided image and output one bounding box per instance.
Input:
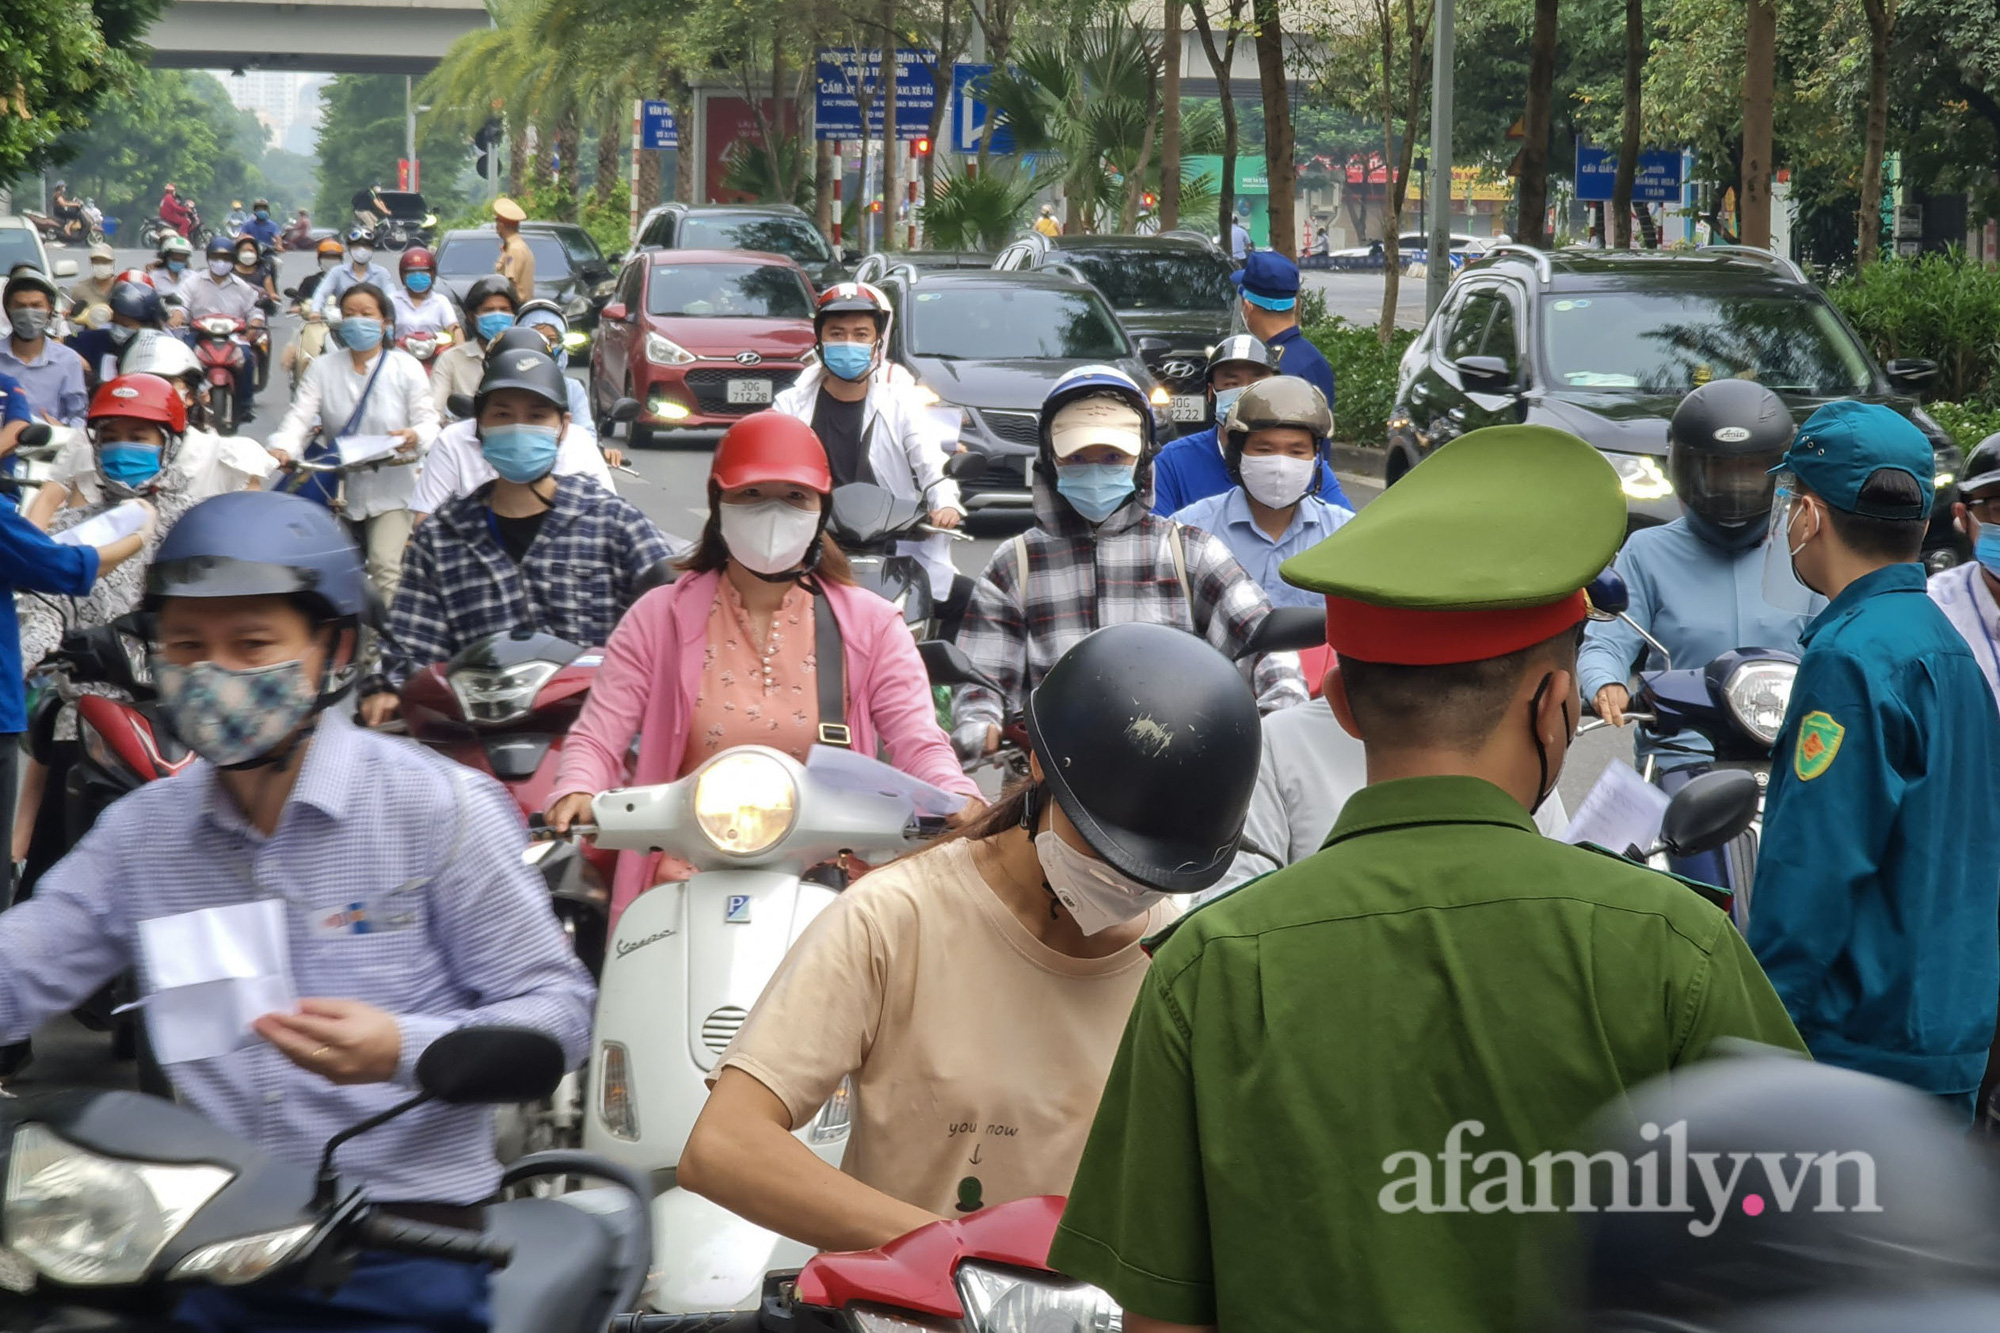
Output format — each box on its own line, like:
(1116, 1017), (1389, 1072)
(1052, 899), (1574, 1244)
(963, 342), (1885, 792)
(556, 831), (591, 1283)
(316, 74), (469, 225)
(0, 0), (165, 186)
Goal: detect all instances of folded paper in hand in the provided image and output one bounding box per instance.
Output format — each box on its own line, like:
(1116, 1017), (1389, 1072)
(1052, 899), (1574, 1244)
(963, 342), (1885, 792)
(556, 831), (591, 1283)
(130, 898), (295, 1065)
(50, 500), (148, 548)
(335, 434), (402, 467)
(807, 744), (968, 817)
(1561, 759), (1670, 857)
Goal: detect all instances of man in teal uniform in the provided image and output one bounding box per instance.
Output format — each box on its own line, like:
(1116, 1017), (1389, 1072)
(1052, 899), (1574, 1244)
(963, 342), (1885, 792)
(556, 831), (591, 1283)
(1749, 401), (2000, 1121)
(1048, 424), (1806, 1333)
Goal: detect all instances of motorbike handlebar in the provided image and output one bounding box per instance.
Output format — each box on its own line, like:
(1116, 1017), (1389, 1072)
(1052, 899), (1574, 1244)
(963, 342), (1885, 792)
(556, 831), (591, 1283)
(608, 1314), (760, 1332)
(351, 1210), (514, 1268)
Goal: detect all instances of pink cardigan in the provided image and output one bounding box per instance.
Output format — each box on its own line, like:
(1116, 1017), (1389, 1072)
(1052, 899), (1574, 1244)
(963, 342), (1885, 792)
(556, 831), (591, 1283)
(551, 569), (981, 918)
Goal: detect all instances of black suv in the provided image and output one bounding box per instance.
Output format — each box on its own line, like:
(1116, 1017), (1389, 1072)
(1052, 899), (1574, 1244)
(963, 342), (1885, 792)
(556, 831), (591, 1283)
(992, 230), (1238, 429)
(1386, 245), (1961, 565)
(634, 203), (847, 289)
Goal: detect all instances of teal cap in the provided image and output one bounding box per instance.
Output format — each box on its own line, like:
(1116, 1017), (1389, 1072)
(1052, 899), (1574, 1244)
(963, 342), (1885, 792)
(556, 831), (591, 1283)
(1771, 400), (1933, 519)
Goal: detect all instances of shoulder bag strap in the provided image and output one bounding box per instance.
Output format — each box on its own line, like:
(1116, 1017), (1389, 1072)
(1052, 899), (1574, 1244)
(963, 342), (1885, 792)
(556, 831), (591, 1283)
(813, 588), (850, 748)
(1167, 521), (1191, 604)
(334, 346), (392, 442)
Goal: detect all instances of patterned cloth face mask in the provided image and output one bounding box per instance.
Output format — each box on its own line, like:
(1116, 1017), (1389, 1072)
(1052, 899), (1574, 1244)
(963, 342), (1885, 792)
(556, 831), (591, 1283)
(152, 658), (321, 768)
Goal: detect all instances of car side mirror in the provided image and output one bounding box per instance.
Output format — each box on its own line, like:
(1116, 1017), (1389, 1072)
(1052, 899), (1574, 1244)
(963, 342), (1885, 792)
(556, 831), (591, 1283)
(416, 1026), (566, 1104)
(445, 393), (476, 420)
(1656, 769), (1760, 858)
(1886, 358), (1939, 394)
(609, 396), (641, 424)
(1133, 335), (1171, 356)
(1234, 605), (1326, 660)
(1454, 355), (1516, 396)
(601, 301), (627, 322)
(52, 260), (77, 280)
(917, 638), (1003, 693)
(943, 449), (986, 481)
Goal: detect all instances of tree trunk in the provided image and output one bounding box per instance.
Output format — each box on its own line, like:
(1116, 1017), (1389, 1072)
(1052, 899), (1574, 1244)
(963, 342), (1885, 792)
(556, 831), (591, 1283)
(1515, 0), (1559, 246)
(507, 117), (527, 193)
(1121, 90), (1160, 232)
(883, 0), (901, 252)
(595, 110), (624, 205)
(1253, 0), (1295, 257)
(1857, 0), (1892, 264)
(1162, 0), (1182, 229)
(1741, 0), (1775, 247)
(638, 145), (662, 215)
(1189, 1), (1242, 250)
(1612, 0), (1642, 249)
(554, 111), (582, 213)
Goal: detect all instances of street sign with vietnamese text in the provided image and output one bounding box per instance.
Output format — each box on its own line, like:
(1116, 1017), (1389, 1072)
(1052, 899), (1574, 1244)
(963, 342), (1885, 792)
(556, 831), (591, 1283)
(815, 47), (937, 141)
(1575, 146), (1684, 203)
(641, 100), (678, 150)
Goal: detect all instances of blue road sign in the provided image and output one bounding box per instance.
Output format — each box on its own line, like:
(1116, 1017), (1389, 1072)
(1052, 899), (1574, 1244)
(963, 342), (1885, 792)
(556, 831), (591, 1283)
(950, 62), (1015, 155)
(1576, 146), (1684, 203)
(641, 100), (678, 150)
(815, 47), (937, 141)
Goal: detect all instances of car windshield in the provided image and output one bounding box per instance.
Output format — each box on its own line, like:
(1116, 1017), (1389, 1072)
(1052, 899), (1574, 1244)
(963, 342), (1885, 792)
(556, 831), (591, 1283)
(648, 263), (812, 318)
(679, 215), (832, 265)
(1061, 249), (1235, 311)
(552, 228), (602, 263)
(0, 230), (44, 273)
(906, 286), (1130, 359)
(1540, 289), (1874, 396)
(436, 235), (572, 280)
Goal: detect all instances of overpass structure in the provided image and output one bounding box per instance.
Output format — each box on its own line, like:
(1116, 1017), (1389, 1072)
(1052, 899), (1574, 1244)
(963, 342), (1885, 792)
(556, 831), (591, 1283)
(146, 0), (490, 75)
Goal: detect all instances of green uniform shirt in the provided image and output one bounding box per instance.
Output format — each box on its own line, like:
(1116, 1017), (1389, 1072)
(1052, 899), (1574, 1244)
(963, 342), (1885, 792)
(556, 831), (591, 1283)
(1049, 775), (1806, 1332)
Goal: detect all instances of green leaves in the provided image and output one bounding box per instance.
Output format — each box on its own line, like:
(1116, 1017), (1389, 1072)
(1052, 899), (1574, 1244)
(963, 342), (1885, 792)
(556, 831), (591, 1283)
(1828, 252), (2000, 403)
(0, 0), (161, 185)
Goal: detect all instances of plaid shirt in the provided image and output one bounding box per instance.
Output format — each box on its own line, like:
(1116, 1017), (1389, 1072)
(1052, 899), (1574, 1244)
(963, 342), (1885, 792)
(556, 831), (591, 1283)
(952, 467), (1306, 753)
(379, 474), (678, 689)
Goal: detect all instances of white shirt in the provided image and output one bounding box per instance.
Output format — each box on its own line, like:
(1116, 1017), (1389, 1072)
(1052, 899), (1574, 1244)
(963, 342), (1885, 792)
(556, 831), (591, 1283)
(49, 426), (278, 507)
(1208, 697), (1571, 896)
(408, 417), (615, 516)
(1928, 560), (2000, 706)
(392, 288), (460, 340)
(266, 347), (440, 518)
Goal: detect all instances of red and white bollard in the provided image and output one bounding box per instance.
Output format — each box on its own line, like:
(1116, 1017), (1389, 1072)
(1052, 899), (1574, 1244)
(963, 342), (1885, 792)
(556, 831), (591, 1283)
(832, 141), (845, 249)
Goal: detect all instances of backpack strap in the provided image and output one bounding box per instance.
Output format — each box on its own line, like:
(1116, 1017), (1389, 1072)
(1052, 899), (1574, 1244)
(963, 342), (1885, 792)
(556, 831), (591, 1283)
(1167, 521), (1191, 604)
(1012, 533), (1030, 602)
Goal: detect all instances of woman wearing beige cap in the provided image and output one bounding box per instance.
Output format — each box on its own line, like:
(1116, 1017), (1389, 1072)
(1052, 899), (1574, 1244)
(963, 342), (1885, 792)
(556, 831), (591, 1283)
(493, 196), (536, 297)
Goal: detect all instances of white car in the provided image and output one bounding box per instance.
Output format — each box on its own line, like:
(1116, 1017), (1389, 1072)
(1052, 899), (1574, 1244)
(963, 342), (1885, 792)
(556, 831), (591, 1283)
(0, 215), (77, 281)
(1322, 232), (1492, 265)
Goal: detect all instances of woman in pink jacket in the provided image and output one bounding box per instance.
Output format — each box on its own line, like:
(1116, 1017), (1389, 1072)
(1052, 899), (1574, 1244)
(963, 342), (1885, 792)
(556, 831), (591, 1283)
(546, 412), (982, 920)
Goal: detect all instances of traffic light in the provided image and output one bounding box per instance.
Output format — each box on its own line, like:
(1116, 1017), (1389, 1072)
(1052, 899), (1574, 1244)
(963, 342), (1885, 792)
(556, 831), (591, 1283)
(473, 116), (501, 181)
(914, 136), (931, 157)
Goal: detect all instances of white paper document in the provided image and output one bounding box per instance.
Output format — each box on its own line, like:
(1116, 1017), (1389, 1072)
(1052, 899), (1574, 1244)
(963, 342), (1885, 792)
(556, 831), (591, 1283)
(50, 500), (148, 548)
(807, 744), (969, 817)
(1561, 759), (1671, 857)
(131, 898), (295, 1065)
(335, 434), (402, 467)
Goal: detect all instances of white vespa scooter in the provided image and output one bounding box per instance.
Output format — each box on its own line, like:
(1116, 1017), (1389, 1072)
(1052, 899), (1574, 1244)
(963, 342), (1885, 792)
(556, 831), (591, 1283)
(573, 742), (954, 1313)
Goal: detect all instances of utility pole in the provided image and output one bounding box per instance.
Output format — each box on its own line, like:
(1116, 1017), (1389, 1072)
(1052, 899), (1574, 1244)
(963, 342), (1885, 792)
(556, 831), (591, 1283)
(1425, 0), (1454, 316)
(404, 76), (421, 191)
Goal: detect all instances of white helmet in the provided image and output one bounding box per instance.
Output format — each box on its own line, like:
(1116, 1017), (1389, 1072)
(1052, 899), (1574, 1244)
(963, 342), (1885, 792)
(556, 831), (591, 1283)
(120, 329), (202, 381)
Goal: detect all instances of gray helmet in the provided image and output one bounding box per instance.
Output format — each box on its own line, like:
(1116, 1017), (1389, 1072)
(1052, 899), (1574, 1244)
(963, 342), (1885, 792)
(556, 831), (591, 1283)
(147, 492), (369, 626)
(1205, 333), (1272, 384)
(1222, 376), (1334, 457)
(475, 347), (569, 413)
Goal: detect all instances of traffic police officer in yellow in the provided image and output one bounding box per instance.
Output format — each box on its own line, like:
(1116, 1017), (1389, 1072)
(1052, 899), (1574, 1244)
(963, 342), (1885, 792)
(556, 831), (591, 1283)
(1048, 425), (1805, 1333)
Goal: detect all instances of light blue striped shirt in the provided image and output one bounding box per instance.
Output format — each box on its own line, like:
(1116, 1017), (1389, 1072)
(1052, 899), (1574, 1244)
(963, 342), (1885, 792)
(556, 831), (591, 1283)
(0, 711), (594, 1204)
(1171, 487), (1354, 609)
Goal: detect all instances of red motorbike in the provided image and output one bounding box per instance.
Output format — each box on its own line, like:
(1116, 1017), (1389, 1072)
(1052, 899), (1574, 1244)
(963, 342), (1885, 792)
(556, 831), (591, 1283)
(397, 327), (454, 367)
(400, 628), (617, 975)
(609, 1196), (1119, 1332)
(190, 312), (248, 436)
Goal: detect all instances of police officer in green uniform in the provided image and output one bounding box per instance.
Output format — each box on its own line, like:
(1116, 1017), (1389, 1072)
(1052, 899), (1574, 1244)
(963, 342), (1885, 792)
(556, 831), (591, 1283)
(1748, 401), (2000, 1122)
(1047, 424), (1806, 1333)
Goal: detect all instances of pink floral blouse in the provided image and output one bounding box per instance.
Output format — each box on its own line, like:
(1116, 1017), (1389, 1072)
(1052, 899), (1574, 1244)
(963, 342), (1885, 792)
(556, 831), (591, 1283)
(677, 580), (822, 776)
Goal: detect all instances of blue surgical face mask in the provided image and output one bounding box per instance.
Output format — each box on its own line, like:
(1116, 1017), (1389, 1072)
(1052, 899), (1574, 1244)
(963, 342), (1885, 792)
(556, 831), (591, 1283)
(1055, 460), (1138, 523)
(166, 260), (185, 275)
(1212, 385), (1248, 423)
(1976, 525), (2000, 577)
(481, 422), (562, 483)
(254, 208), (269, 219)
(406, 272), (433, 294)
(476, 311), (515, 341)
(821, 340), (874, 382)
(98, 442), (163, 491)
(339, 316), (384, 351)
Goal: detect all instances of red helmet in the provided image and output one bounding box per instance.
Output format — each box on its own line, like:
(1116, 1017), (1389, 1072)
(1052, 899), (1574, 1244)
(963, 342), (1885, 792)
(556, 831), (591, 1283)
(813, 281), (892, 339)
(710, 412), (832, 493)
(399, 246), (437, 275)
(88, 373), (188, 436)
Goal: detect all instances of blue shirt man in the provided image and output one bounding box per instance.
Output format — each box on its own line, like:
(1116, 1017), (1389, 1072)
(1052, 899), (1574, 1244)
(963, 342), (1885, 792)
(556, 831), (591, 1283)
(1748, 402), (2000, 1117)
(1173, 486), (1351, 608)
(242, 206), (283, 250)
(1232, 249), (1337, 418)
(1152, 333), (1351, 516)
(0, 269), (89, 428)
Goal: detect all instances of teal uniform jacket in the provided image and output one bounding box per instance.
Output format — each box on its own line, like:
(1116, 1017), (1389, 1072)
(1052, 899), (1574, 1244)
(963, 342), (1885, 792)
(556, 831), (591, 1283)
(1749, 563), (2000, 1095)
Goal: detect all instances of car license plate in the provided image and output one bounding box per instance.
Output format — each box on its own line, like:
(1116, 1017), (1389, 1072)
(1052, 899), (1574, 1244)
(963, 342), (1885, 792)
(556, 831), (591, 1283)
(1169, 394), (1206, 423)
(728, 378), (773, 405)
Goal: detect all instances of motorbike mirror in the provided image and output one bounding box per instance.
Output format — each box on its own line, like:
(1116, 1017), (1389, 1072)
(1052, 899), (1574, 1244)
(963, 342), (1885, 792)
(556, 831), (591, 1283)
(608, 396), (641, 424)
(1657, 769), (1760, 858)
(943, 449), (986, 481)
(1234, 605), (1326, 660)
(917, 638), (1002, 693)
(445, 393), (476, 420)
(1586, 568), (1629, 619)
(1454, 355), (1516, 396)
(415, 1026), (566, 1104)
(17, 423), (50, 450)
(282, 286), (299, 299)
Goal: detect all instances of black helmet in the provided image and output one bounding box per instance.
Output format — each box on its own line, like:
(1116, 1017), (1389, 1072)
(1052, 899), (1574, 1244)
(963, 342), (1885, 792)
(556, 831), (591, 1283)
(463, 273), (519, 313)
(109, 279), (164, 326)
(1578, 1049), (2000, 1328)
(1024, 622), (1261, 892)
(1667, 379), (1794, 528)
(1960, 432), (2000, 496)
(475, 347), (568, 413)
(487, 326), (552, 359)
(147, 492), (370, 626)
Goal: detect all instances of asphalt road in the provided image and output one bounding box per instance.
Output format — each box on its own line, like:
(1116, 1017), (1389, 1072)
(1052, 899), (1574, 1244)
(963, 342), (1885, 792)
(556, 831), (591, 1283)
(10, 249), (1620, 1090)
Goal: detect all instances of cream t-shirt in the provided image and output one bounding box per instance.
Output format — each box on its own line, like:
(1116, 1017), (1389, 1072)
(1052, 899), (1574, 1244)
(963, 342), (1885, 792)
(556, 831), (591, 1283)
(717, 837), (1173, 1219)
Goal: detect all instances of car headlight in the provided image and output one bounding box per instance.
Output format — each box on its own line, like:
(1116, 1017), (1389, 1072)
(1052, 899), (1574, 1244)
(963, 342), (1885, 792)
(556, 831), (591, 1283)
(692, 750), (798, 856)
(1608, 453), (1674, 500)
(1934, 444), (1958, 492)
(422, 213), (438, 227)
(1724, 659), (1796, 747)
(4, 1124), (233, 1286)
(648, 396), (692, 420)
(645, 331), (696, 366)
(956, 1260), (1122, 1333)
(1147, 385), (1171, 407)
(910, 383), (942, 407)
(448, 660), (560, 726)
(563, 328), (590, 350)
(169, 1223), (314, 1285)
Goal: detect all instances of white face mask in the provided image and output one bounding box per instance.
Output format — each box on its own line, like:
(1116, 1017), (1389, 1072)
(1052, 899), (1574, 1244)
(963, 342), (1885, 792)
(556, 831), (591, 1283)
(350, 247), (374, 265)
(719, 498), (821, 575)
(1239, 454), (1316, 509)
(90, 261), (113, 280)
(1035, 829), (1165, 936)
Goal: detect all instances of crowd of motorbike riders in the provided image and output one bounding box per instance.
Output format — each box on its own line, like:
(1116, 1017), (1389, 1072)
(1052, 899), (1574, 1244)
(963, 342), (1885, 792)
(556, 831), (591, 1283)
(0, 218), (1994, 1333)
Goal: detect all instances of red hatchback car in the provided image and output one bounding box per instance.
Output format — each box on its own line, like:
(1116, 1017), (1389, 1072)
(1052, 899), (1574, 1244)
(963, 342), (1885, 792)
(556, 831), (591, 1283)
(590, 248), (817, 441)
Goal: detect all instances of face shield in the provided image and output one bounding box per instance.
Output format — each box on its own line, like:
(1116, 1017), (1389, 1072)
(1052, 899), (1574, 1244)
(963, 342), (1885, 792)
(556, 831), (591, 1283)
(1671, 444), (1784, 526)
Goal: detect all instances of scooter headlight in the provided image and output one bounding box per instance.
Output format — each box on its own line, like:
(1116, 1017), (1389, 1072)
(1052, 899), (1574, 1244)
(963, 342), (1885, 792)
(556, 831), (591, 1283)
(169, 1222), (314, 1285)
(1723, 659), (1796, 747)
(692, 750), (797, 856)
(955, 1260), (1123, 1333)
(4, 1124), (232, 1285)
(448, 660), (560, 726)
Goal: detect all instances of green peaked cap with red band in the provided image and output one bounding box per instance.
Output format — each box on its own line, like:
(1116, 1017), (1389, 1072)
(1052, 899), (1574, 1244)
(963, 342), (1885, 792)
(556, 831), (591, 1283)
(1279, 424), (1627, 665)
